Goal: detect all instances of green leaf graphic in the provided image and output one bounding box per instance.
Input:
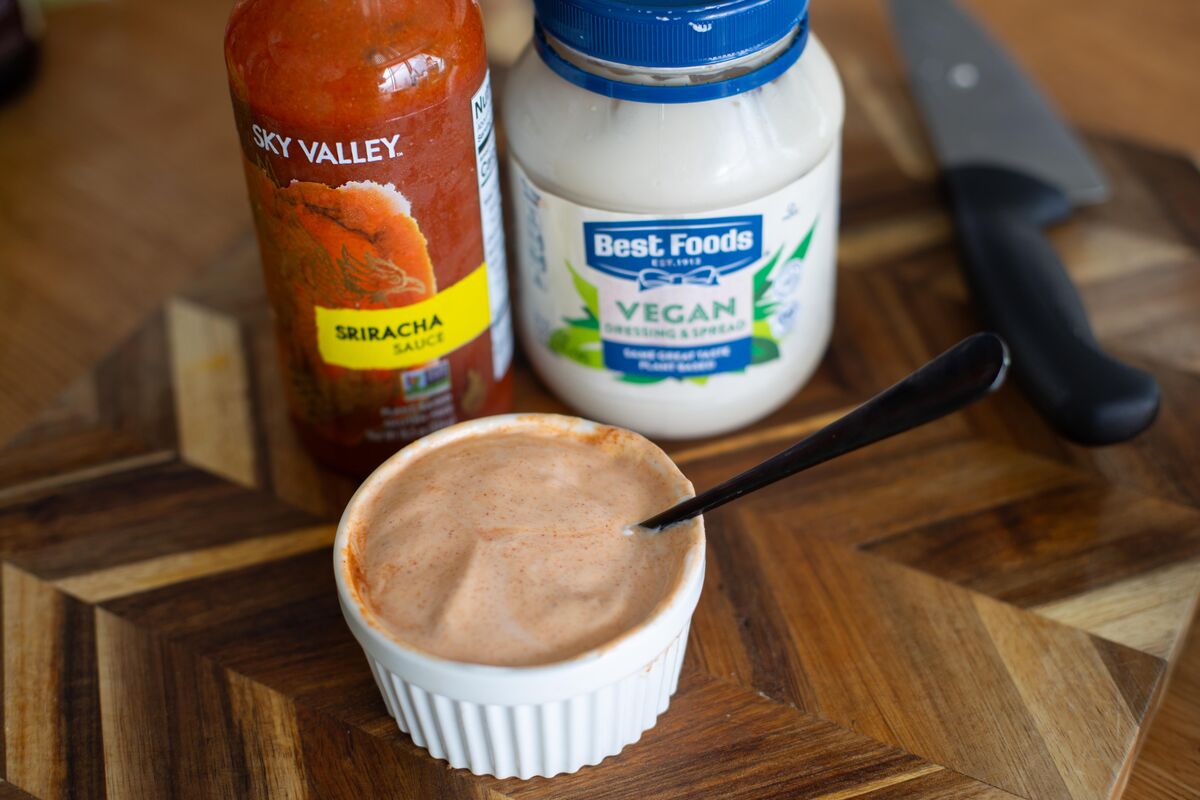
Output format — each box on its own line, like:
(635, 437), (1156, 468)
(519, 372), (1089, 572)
(750, 336), (781, 365)
(564, 308), (599, 330)
(754, 301), (779, 321)
(753, 246), (782, 302)
(619, 374), (667, 384)
(548, 326), (602, 369)
(788, 218), (818, 262)
(566, 261), (600, 319)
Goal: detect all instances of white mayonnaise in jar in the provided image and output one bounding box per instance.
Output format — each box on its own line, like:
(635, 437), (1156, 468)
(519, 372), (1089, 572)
(504, 0), (844, 438)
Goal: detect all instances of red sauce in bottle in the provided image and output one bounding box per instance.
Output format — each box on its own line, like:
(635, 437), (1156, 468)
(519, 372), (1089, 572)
(225, 0), (512, 475)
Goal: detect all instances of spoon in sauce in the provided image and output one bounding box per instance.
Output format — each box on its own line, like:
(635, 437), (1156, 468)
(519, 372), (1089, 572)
(639, 332), (1010, 532)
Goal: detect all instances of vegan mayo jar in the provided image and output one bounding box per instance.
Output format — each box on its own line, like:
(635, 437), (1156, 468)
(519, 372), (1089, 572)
(504, 0), (844, 438)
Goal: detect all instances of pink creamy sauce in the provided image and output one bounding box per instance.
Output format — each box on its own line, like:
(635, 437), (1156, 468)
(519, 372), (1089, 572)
(346, 425), (702, 666)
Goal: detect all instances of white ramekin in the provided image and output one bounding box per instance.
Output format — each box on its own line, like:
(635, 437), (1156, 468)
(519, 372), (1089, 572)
(333, 413), (706, 779)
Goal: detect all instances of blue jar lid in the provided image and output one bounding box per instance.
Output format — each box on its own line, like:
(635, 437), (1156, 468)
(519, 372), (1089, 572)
(532, 0), (809, 68)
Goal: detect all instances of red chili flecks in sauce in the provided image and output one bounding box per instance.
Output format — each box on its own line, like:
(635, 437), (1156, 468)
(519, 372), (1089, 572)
(224, 0), (512, 475)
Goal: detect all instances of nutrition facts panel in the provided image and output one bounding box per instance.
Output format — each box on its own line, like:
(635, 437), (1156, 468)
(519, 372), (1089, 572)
(471, 71), (513, 380)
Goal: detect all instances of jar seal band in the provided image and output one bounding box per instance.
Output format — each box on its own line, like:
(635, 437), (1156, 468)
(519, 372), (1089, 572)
(533, 17), (809, 105)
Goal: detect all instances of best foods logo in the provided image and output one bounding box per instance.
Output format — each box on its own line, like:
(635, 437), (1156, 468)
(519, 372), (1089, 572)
(583, 216), (762, 291)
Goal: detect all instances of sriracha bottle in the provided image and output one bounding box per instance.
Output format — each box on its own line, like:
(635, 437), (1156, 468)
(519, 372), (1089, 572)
(225, 0), (513, 474)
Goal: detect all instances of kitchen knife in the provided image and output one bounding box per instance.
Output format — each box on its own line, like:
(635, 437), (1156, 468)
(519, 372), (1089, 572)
(886, 0), (1159, 444)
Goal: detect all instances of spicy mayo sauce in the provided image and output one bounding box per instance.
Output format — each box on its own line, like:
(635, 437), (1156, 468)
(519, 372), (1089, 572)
(225, 0), (512, 474)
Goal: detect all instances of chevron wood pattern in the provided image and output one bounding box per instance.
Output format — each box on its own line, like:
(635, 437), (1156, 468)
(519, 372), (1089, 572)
(2, 55), (1200, 799)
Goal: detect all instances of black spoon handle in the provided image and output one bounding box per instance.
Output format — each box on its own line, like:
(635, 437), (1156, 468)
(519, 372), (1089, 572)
(639, 332), (1010, 531)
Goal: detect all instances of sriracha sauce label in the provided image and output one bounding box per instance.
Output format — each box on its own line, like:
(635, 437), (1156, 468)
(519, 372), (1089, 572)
(229, 71), (512, 454)
(314, 264), (491, 370)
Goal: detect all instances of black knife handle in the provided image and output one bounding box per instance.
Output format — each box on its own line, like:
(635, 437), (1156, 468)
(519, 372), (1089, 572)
(944, 165), (1159, 445)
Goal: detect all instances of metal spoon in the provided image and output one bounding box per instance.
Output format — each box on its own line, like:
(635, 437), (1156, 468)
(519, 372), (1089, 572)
(639, 332), (1010, 532)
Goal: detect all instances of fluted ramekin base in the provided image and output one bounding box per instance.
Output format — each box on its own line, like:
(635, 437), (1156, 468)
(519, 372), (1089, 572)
(365, 626), (690, 779)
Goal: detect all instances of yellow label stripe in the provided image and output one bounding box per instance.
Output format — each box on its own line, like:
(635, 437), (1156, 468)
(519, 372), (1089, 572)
(315, 263), (491, 370)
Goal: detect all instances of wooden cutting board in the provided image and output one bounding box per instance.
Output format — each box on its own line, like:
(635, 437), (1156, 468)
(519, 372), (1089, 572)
(2, 78), (1199, 799)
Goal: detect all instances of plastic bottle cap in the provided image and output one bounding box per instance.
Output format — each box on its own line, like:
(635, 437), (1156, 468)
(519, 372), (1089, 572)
(533, 0), (810, 68)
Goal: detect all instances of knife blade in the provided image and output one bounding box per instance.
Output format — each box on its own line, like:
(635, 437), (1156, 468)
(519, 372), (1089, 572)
(887, 0), (1159, 445)
(889, 0), (1109, 206)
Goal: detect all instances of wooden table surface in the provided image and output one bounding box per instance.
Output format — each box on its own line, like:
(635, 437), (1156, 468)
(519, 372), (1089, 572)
(1, 0), (1198, 797)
